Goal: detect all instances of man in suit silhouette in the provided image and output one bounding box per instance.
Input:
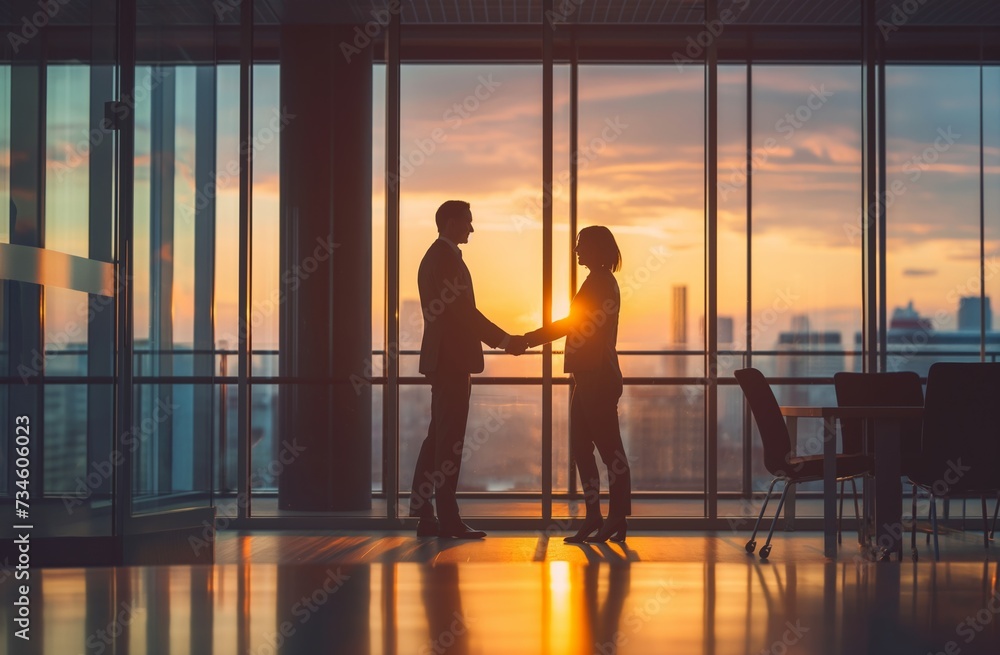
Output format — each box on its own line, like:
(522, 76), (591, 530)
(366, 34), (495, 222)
(409, 200), (525, 538)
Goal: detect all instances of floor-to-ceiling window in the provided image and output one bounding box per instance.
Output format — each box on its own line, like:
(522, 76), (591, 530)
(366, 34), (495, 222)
(885, 66), (988, 372)
(9, 4), (1000, 540)
(576, 63), (706, 513)
(396, 64), (545, 516)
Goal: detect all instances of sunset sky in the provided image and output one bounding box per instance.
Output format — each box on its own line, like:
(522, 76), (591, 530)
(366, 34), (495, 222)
(24, 62), (1000, 353)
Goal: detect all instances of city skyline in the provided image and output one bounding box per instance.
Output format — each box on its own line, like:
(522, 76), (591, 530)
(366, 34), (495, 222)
(25, 64), (1000, 354)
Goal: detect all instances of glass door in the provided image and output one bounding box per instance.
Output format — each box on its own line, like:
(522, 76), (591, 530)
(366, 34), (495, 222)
(0, 0), (119, 564)
(117, 0), (233, 561)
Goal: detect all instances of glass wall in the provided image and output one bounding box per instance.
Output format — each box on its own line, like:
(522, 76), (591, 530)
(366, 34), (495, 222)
(6, 3), (1000, 533)
(397, 64), (544, 515)
(747, 65), (863, 503)
(885, 66), (988, 373)
(141, 53), (1000, 522)
(1, 3), (118, 540)
(577, 64), (706, 506)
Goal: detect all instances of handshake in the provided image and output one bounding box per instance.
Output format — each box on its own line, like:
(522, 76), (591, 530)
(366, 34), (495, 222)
(504, 335), (530, 356)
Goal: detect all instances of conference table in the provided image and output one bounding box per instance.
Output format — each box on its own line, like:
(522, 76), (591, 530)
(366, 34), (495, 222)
(779, 405), (924, 560)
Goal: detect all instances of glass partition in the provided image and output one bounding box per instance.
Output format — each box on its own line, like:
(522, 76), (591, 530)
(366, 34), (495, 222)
(1, 0), (118, 541)
(7, 1), (1000, 535)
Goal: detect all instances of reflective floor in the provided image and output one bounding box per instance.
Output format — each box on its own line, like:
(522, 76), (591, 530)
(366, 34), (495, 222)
(4, 532), (1000, 654)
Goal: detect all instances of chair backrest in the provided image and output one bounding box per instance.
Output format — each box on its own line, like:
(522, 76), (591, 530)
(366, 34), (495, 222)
(917, 362), (1000, 493)
(734, 368), (793, 476)
(833, 371), (924, 459)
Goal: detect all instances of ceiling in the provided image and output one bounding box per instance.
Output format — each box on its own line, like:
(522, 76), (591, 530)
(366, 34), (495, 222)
(5, 0), (1000, 26)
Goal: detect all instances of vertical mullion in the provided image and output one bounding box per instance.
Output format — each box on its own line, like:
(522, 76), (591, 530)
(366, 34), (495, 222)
(862, 0), (878, 375)
(237, 0), (253, 520)
(704, 0), (719, 520)
(384, 14), (401, 521)
(877, 49), (887, 371)
(980, 43), (986, 362)
(567, 34), (578, 500)
(115, 0), (137, 539)
(542, 0), (554, 523)
(742, 61), (752, 499)
(193, 66), (217, 501)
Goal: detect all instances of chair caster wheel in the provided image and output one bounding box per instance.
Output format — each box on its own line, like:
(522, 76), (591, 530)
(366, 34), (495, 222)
(759, 545), (771, 560)
(745, 540), (756, 554)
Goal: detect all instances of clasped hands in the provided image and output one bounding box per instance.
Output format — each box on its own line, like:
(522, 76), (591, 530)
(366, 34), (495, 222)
(505, 335), (529, 356)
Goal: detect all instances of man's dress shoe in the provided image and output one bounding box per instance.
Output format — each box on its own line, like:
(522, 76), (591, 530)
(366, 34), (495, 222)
(438, 522), (487, 539)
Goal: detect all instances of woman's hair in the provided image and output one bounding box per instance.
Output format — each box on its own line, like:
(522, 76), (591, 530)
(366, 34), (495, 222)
(579, 225), (622, 272)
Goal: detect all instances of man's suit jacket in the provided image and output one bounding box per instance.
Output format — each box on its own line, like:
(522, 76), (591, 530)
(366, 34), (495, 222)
(525, 268), (621, 375)
(418, 239), (506, 375)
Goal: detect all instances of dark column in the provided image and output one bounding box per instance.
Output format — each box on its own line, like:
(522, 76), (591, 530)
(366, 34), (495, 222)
(88, 62), (116, 502)
(278, 25), (373, 511)
(6, 18), (44, 500)
(149, 66), (176, 492)
(193, 66), (217, 498)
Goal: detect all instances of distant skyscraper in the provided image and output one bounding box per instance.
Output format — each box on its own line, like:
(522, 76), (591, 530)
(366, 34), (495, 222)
(400, 299), (424, 348)
(958, 296), (992, 332)
(790, 314), (810, 333)
(777, 314), (843, 406)
(672, 285), (687, 346)
(697, 316), (734, 345)
(717, 316), (734, 346)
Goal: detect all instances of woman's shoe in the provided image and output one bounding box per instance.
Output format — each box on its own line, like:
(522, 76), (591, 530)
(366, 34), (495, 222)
(585, 516), (627, 543)
(564, 516), (604, 543)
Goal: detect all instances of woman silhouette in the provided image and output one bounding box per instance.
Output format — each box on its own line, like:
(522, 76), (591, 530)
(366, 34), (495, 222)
(524, 226), (631, 542)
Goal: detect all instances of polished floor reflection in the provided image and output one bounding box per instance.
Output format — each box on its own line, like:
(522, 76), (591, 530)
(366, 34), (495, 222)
(4, 533), (1000, 654)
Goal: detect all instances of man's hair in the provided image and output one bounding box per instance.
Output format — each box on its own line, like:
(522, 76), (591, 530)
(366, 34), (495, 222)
(579, 225), (622, 272)
(435, 200), (471, 232)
